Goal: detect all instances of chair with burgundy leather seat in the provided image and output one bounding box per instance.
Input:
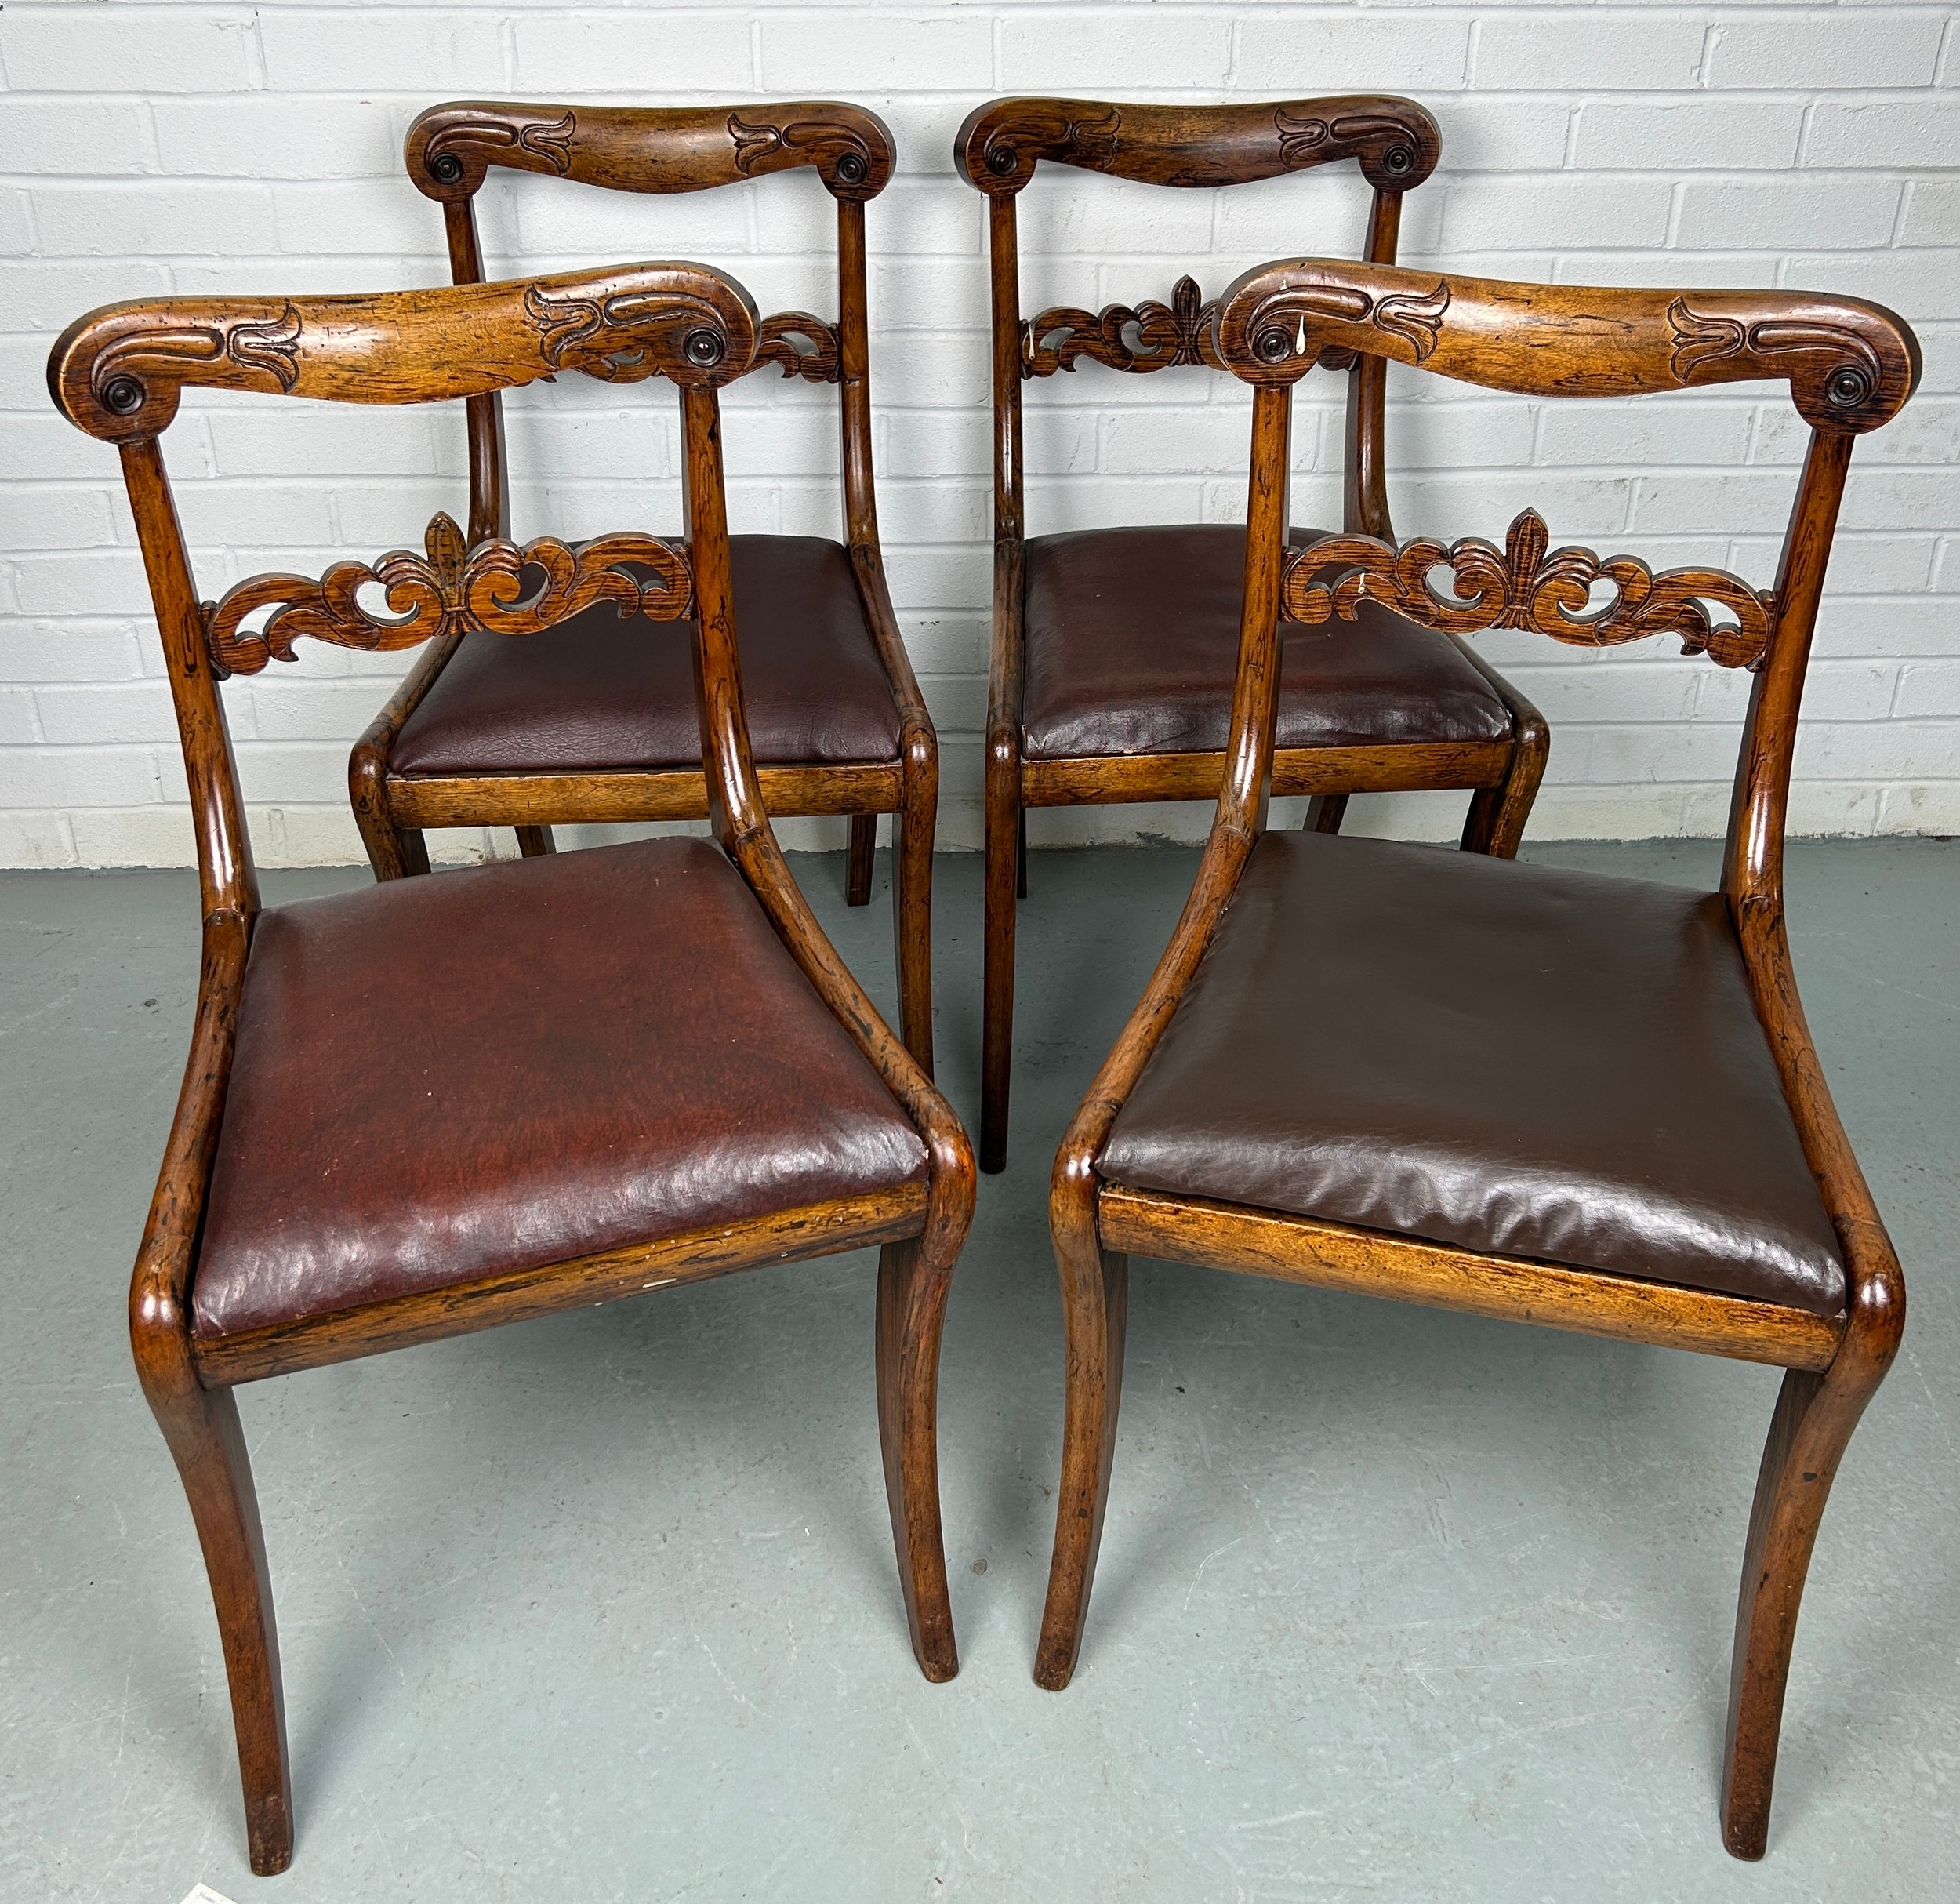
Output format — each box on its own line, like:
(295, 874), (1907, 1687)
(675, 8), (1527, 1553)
(1037, 256), (1918, 1860)
(953, 96), (1548, 1169)
(350, 100), (939, 1070)
(49, 261), (973, 1876)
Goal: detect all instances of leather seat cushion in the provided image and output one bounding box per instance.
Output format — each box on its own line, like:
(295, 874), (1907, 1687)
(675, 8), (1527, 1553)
(1021, 524), (1515, 761)
(389, 535), (903, 776)
(1101, 830), (1845, 1316)
(192, 838), (927, 1341)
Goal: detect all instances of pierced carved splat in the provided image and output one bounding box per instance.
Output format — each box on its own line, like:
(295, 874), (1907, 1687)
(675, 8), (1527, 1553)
(1281, 511), (1773, 670)
(203, 511), (693, 678)
(753, 311), (841, 383)
(1022, 275), (1223, 378)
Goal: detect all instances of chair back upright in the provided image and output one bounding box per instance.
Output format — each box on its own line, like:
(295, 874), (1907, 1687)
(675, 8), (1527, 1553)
(1207, 260), (1922, 915)
(405, 101), (895, 553)
(954, 95), (1443, 557)
(47, 263), (764, 927)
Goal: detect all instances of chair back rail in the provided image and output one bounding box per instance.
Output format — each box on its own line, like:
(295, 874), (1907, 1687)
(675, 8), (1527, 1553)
(1209, 258), (1920, 915)
(407, 100), (891, 552)
(956, 95), (1439, 558)
(47, 263), (760, 928)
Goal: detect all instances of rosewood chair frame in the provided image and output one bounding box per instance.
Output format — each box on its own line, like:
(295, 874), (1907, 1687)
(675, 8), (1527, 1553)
(350, 100), (939, 1070)
(1036, 256), (1918, 1860)
(953, 96), (1549, 1169)
(48, 261), (975, 1876)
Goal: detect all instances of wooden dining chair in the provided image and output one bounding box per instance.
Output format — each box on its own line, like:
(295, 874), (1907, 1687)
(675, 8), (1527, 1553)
(953, 96), (1548, 1169)
(347, 100), (938, 1071)
(1037, 256), (1918, 1860)
(48, 260), (974, 1876)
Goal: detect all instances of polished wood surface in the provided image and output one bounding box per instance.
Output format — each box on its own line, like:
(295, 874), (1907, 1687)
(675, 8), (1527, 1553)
(51, 261), (975, 1872)
(958, 95), (1546, 1172)
(1036, 258), (1918, 1859)
(369, 102), (937, 1070)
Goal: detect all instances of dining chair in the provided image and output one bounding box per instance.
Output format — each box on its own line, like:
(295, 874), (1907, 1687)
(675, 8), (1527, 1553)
(953, 96), (1548, 1168)
(347, 100), (939, 1071)
(1036, 254), (1918, 1860)
(48, 260), (974, 1875)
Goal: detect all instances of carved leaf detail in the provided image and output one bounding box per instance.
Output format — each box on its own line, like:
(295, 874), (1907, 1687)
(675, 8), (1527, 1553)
(753, 311), (841, 383)
(727, 111), (877, 186)
(88, 305), (303, 415)
(1272, 108), (1330, 166)
(204, 513), (693, 678)
(1372, 281), (1450, 362)
(1280, 510), (1772, 670)
(1023, 275), (1222, 377)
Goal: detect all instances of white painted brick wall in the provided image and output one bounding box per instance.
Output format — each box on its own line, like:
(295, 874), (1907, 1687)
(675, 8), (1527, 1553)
(2, 1), (1957, 867)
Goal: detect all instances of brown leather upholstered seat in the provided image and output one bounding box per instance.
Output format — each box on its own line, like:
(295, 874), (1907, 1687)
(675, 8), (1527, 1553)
(1100, 830), (1845, 1316)
(1021, 525), (1514, 761)
(192, 837), (927, 1341)
(390, 535), (902, 776)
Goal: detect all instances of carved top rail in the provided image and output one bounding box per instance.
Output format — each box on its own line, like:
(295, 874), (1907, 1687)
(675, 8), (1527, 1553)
(202, 512), (693, 678)
(1285, 512), (1772, 670)
(48, 263), (760, 442)
(1022, 275), (1224, 377)
(955, 95), (1439, 197)
(408, 100), (895, 204)
(1214, 260), (1920, 433)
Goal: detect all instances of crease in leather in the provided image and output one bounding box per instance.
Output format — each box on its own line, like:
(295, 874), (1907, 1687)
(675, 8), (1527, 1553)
(390, 535), (903, 776)
(1100, 830), (1846, 1317)
(192, 837), (926, 1341)
(1020, 523), (1515, 762)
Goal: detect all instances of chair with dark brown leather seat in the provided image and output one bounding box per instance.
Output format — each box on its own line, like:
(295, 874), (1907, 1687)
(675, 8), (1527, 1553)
(953, 96), (1548, 1169)
(1036, 255), (1918, 1861)
(351, 101), (940, 1071)
(49, 260), (973, 1876)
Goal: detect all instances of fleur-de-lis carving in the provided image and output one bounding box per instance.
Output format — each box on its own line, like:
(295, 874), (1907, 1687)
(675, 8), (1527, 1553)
(204, 513), (694, 678)
(1280, 509), (1773, 670)
(1272, 107), (1329, 167)
(1022, 276), (1222, 377)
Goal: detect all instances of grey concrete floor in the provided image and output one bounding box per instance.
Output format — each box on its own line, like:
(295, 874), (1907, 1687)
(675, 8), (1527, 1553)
(2, 838), (1956, 1902)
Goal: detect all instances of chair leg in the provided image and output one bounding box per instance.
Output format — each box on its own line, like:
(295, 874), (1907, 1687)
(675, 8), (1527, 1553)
(1462, 720), (1549, 859)
(1303, 793), (1349, 835)
(894, 783), (936, 1077)
(981, 786), (1021, 1174)
(150, 1381), (293, 1876)
(350, 790), (426, 883)
(1721, 1358), (1887, 1859)
(514, 824), (557, 859)
(1017, 808), (1029, 899)
(1034, 1243), (1129, 1691)
(845, 813), (877, 907)
(875, 1236), (959, 1682)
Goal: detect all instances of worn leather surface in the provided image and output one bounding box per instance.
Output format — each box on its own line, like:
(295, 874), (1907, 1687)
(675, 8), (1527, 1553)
(390, 535), (903, 776)
(1020, 524), (1515, 761)
(1102, 830), (1846, 1315)
(192, 838), (927, 1340)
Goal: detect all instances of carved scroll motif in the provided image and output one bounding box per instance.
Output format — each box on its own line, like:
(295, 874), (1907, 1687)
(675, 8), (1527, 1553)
(1281, 510), (1773, 670)
(1272, 108), (1330, 166)
(1240, 280), (1450, 374)
(89, 303), (302, 416)
(1668, 298), (1886, 412)
(203, 512), (694, 678)
(728, 111), (878, 190)
(1023, 275), (1222, 377)
(753, 311), (841, 383)
(977, 103), (1122, 183)
(423, 109), (576, 179)
(523, 282), (734, 381)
